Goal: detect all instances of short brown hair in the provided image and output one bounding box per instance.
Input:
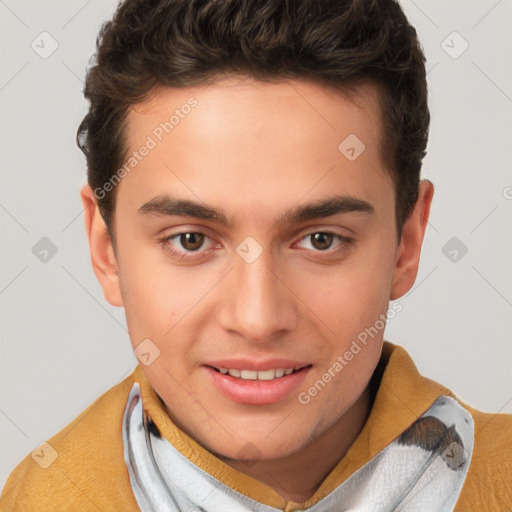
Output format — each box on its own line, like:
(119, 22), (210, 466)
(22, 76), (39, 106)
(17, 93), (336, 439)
(77, 0), (429, 243)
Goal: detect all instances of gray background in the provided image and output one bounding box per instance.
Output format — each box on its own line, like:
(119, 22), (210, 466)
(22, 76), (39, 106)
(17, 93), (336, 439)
(1, 0), (511, 494)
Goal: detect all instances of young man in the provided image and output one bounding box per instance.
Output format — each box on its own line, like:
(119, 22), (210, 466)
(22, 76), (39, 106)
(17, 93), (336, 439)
(1, 0), (511, 510)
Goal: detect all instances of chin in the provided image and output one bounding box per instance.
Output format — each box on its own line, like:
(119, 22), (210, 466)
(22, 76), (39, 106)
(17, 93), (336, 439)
(206, 429), (308, 464)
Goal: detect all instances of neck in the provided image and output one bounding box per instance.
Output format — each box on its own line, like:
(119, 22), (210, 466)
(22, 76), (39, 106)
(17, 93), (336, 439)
(220, 384), (372, 503)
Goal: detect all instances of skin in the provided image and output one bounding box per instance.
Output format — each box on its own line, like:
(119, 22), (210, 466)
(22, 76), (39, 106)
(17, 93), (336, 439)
(81, 76), (433, 502)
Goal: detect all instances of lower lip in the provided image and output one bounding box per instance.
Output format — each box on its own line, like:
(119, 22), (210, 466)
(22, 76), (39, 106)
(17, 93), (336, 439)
(203, 365), (312, 405)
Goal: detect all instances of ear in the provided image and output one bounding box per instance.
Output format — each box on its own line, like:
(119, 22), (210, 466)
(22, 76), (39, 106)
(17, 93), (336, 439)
(80, 184), (124, 307)
(390, 179), (434, 300)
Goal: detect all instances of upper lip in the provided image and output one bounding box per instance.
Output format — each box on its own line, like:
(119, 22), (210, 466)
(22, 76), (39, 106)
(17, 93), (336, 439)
(204, 358), (312, 371)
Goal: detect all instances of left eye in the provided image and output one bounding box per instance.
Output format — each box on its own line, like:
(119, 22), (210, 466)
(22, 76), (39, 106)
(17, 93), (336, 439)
(296, 232), (348, 252)
(165, 232), (212, 252)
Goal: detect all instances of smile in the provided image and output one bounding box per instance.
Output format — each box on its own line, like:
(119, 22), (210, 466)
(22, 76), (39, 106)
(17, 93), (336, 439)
(211, 366), (309, 380)
(204, 364), (313, 405)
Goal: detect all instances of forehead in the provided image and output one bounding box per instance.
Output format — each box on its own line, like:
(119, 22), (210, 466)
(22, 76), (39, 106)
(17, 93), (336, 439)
(127, 76), (383, 143)
(117, 77), (392, 225)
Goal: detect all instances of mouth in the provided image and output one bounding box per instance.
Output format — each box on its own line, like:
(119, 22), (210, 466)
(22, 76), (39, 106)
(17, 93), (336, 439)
(207, 364), (312, 381)
(203, 364), (313, 405)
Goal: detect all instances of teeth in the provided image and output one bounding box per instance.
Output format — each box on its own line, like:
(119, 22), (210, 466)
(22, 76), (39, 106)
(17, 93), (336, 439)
(253, 369), (275, 381)
(217, 367), (299, 380)
(241, 369), (258, 380)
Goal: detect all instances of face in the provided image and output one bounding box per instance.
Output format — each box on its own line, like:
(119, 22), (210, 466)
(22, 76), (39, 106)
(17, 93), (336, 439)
(82, 76), (431, 463)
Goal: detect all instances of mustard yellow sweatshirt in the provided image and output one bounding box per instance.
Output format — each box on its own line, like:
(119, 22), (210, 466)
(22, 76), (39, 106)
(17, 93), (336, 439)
(1, 341), (511, 511)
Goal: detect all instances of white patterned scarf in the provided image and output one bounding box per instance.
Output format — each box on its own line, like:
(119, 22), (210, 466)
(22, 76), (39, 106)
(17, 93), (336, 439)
(122, 382), (473, 512)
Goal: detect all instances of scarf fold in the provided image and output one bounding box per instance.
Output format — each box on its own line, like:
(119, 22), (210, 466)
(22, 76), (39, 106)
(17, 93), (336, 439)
(122, 382), (473, 511)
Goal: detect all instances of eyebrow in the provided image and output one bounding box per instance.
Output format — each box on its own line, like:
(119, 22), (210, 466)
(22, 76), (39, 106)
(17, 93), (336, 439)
(138, 194), (374, 227)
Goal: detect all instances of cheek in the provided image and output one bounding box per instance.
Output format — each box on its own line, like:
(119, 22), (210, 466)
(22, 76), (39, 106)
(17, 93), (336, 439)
(307, 257), (393, 336)
(324, 346), (380, 419)
(117, 250), (181, 343)
(298, 242), (393, 396)
(118, 251), (208, 372)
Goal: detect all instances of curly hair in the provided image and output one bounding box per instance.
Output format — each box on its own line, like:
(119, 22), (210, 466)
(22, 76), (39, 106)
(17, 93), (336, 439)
(77, 0), (429, 242)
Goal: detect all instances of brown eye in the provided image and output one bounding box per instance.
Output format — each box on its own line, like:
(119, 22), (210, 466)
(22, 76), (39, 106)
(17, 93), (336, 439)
(160, 231), (216, 261)
(295, 231), (353, 259)
(310, 232), (334, 250)
(179, 232), (205, 251)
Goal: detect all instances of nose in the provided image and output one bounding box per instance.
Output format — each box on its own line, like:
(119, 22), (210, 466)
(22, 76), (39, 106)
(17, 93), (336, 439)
(217, 248), (298, 343)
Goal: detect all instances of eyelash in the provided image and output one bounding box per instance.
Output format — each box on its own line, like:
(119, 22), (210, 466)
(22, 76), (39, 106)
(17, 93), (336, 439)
(158, 230), (354, 261)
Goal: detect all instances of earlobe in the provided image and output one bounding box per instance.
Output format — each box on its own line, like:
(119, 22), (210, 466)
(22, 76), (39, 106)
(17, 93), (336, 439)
(80, 184), (124, 307)
(390, 180), (434, 300)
